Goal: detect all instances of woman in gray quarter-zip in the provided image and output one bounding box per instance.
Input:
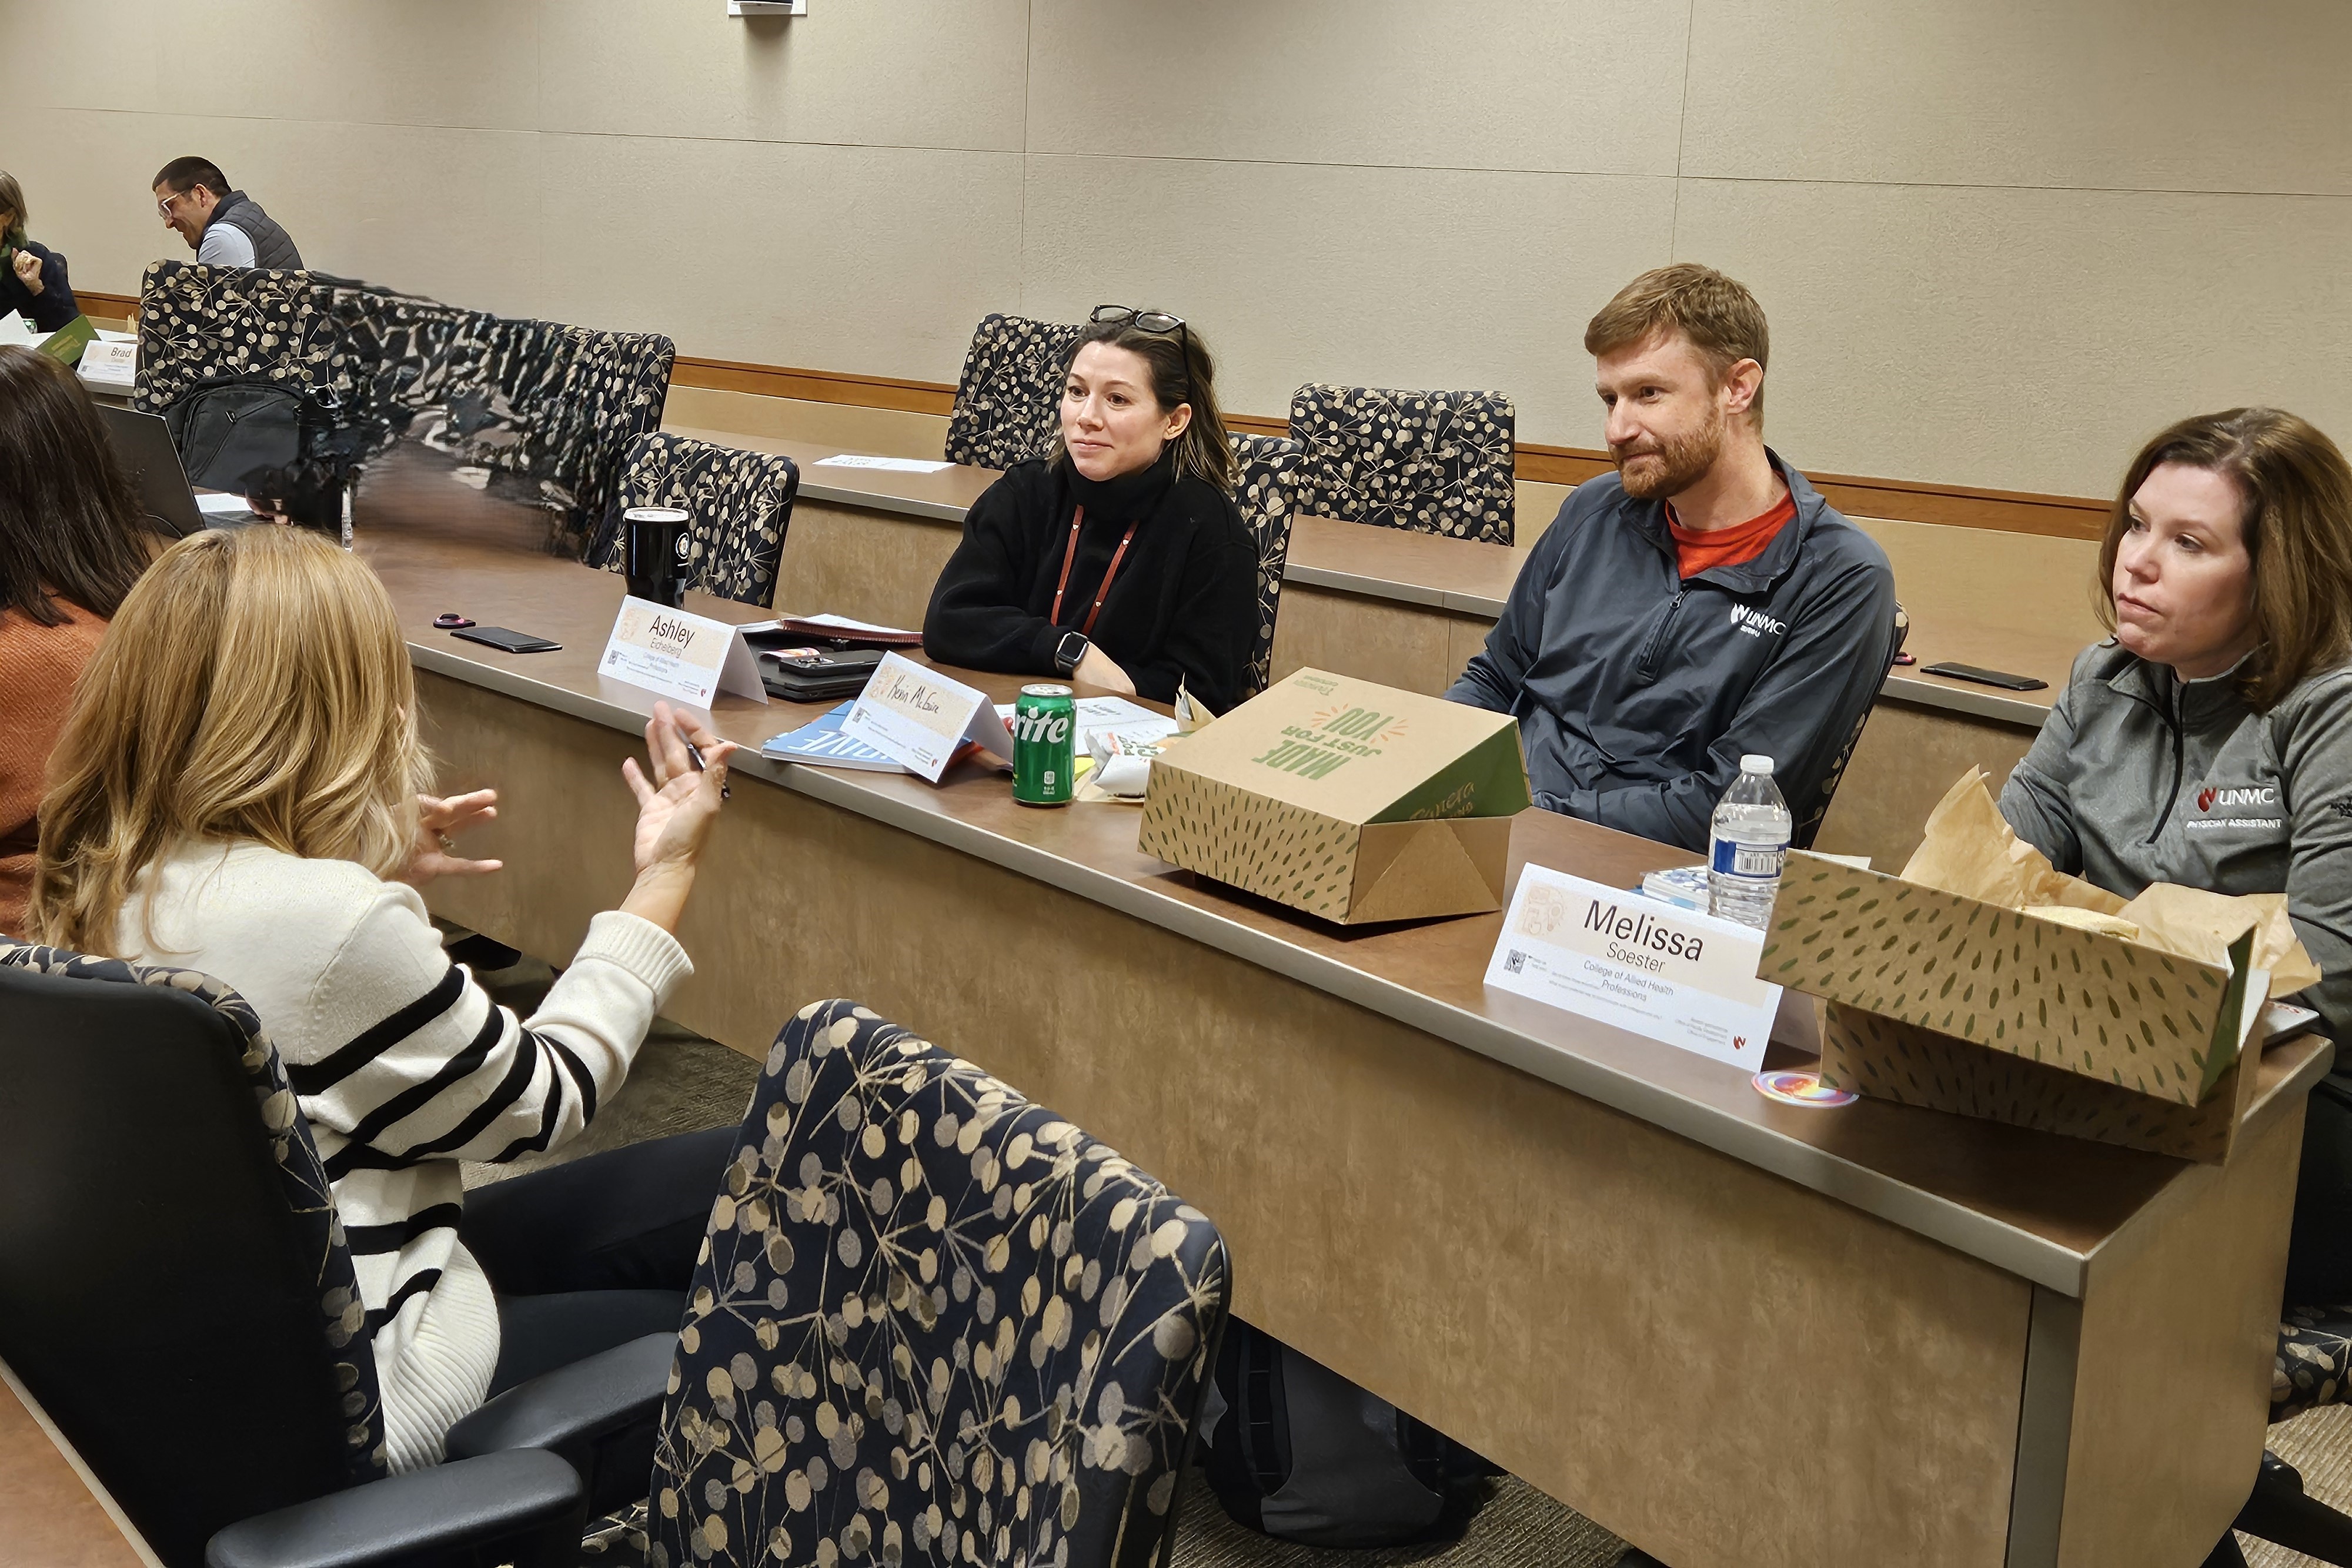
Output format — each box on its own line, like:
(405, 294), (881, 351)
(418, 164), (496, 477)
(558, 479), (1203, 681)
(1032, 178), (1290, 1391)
(1999, 408), (2352, 1308)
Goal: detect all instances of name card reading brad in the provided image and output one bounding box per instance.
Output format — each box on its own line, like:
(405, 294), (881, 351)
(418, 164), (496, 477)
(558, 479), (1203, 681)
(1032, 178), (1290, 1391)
(1485, 864), (1781, 1072)
(597, 596), (767, 710)
(840, 651), (1014, 783)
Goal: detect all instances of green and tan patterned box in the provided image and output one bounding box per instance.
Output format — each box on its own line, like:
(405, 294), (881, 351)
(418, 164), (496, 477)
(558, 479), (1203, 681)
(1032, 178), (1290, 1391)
(1763, 852), (2257, 1109)
(1137, 668), (1529, 924)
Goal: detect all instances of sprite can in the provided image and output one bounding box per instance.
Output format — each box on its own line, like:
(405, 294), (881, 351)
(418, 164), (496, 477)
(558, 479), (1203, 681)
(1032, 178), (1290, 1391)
(1012, 684), (1077, 807)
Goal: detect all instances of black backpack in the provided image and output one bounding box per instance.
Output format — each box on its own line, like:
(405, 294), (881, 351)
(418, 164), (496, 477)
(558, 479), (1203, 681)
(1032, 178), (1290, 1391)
(162, 377), (345, 494)
(1201, 1321), (1498, 1547)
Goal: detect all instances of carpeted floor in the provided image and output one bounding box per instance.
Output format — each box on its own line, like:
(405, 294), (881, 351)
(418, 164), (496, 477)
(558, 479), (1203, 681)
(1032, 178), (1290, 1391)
(460, 954), (2352, 1568)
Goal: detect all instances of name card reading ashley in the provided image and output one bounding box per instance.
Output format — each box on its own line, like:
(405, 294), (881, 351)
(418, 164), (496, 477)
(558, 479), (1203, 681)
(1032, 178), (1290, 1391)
(840, 651), (1015, 782)
(597, 597), (767, 709)
(1485, 865), (1782, 1072)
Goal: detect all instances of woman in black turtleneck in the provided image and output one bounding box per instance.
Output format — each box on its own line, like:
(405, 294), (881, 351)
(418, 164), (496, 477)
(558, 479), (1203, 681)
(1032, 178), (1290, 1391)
(923, 308), (1258, 714)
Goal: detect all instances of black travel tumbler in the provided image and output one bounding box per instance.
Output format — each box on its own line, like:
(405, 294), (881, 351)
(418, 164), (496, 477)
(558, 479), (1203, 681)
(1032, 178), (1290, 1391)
(623, 507), (692, 608)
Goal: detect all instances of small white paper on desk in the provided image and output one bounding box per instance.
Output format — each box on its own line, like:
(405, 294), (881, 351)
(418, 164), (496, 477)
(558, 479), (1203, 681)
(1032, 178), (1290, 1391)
(842, 651), (1012, 781)
(1485, 864), (1781, 1072)
(815, 454), (953, 474)
(195, 492), (253, 516)
(79, 339), (136, 383)
(597, 596), (767, 709)
(990, 693), (1178, 749)
(0, 314), (36, 348)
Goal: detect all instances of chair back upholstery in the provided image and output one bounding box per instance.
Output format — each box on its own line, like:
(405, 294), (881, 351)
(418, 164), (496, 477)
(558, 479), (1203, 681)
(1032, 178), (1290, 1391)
(322, 276), (674, 560)
(651, 999), (1229, 1568)
(1287, 383), (1517, 546)
(0, 942), (386, 1566)
(1228, 432), (1304, 700)
(135, 263), (674, 560)
(592, 432), (802, 608)
(133, 259), (343, 414)
(944, 313), (1086, 471)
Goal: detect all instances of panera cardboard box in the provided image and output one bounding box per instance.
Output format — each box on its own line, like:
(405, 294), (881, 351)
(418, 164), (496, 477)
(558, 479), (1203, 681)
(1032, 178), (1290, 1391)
(1762, 769), (2320, 1162)
(1136, 668), (1530, 924)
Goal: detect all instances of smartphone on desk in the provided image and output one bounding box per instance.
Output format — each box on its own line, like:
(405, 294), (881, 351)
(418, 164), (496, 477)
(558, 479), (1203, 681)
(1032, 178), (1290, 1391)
(453, 626), (563, 654)
(1920, 661), (2047, 691)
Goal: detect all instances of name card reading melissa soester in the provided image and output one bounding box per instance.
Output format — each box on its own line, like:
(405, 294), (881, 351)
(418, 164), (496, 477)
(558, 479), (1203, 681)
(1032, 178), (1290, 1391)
(597, 596), (767, 709)
(1484, 865), (1782, 1072)
(840, 651), (1015, 783)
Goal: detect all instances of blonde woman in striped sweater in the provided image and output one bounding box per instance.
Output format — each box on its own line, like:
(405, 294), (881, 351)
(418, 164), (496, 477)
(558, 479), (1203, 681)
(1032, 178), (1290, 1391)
(30, 526), (740, 1473)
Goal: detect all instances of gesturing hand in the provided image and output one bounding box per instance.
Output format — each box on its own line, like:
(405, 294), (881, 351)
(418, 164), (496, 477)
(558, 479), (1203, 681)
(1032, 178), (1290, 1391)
(398, 788), (502, 887)
(622, 701), (736, 878)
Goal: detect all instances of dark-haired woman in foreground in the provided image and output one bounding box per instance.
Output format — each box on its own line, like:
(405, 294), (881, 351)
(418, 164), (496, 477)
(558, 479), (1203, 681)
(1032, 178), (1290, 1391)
(0, 345), (153, 934)
(1993, 409), (2352, 1568)
(923, 307), (1258, 714)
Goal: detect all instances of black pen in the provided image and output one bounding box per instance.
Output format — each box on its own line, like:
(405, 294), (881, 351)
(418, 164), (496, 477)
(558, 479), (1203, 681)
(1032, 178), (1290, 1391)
(684, 740), (730, 800)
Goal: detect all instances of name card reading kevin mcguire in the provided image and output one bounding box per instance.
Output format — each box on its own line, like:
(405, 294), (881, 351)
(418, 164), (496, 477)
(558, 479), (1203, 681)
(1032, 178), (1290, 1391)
(1485, 864), (1780, 1072)
(840, 651), (1015, 783)
(597, 597), (767, 709)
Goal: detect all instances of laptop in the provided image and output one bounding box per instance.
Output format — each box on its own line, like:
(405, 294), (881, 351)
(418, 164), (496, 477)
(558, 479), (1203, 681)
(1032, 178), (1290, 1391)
(96, 405), (257, 536)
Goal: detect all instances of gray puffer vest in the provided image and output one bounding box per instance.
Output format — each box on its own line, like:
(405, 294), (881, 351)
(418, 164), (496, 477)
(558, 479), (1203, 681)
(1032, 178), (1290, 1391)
(208, 191), (303, 271)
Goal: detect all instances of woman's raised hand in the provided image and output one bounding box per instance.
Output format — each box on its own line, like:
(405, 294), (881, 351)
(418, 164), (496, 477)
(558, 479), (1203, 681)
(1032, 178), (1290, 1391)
(617, 701), (736, 932)
(397, 788), (502, 887)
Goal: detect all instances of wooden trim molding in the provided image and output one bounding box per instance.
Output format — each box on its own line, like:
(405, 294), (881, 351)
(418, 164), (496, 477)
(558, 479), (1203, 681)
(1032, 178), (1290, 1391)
(671, 357), (2109, 539)
(86, 280), (2106, 539)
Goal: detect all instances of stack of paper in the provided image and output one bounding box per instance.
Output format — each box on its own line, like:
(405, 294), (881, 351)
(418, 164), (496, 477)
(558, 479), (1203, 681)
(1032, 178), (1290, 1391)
(761, 701), (908, 773)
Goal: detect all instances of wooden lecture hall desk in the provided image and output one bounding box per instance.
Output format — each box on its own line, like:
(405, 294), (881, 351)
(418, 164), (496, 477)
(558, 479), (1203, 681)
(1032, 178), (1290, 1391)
(316, 450), (2321, 1568)
(666, 426), (2102, 876)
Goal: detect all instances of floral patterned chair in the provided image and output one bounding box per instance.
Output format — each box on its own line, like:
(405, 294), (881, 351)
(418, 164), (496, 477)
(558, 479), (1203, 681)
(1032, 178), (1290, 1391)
(322, 276), (675, 560)
(133, 258), (345, 416)
(943, 313), (1086, 472)
(590, 432), (803, 609)
(1228, 432), (1303, 701)
(2226, 1308), (2352, 1563)
(0, 941), (667, 1568)
(1287, 384), (1517, 546)
(649, 999), (1231, 1568)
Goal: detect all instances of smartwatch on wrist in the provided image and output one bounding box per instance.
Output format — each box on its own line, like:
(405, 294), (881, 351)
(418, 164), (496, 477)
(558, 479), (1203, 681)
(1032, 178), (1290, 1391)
(1054, 631), (1089, 677)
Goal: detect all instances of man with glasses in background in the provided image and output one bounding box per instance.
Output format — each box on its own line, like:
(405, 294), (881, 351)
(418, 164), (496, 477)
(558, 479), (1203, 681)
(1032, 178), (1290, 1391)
(151, 157), (303, 271)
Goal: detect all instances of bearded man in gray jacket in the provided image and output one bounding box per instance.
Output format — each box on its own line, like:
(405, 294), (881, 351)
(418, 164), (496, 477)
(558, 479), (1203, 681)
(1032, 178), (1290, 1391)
(1446, 264), (1897, 853)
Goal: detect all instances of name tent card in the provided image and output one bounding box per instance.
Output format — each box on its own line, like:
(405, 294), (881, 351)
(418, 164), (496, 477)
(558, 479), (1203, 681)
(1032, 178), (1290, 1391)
(841, 651), (1015, 782)
(597, 596), (767, 708)
(1485, 864), (1782, 1072)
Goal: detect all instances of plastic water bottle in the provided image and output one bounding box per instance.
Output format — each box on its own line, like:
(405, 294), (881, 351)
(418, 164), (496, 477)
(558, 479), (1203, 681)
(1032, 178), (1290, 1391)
(1708, 755), (1792, 931)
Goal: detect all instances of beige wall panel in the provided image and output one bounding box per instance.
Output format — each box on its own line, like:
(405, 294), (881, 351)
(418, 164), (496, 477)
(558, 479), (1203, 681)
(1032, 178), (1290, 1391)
(2, 109), (189, 297)
(537, 134), (1022, 375)
(153, 0), (540, 132)
(1812, 701), (2036, 872)
(1269, 586), (1451, 694)
(1021, 156), (1676, 446)
(1025, 0), (1685, 174)
(4, 1), (165, 114)
(1515, 478), (1572, 540)
(6, 109), (546, 312)
(1672, 178), (2352, 496)
(664, 388), (951, 460)
(1683, 0), (2352, 194)
(774, 499), (962, 625)
(537, 0), (1029, 151)
(1852, 515), (2105, 643)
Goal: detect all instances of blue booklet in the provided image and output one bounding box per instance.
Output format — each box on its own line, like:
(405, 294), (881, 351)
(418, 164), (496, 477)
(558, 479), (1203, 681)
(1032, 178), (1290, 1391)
(760, 701), (907, 773)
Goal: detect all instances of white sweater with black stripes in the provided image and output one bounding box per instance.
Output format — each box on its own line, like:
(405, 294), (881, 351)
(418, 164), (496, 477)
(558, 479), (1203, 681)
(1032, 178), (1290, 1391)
(118, 839), (691, 1473)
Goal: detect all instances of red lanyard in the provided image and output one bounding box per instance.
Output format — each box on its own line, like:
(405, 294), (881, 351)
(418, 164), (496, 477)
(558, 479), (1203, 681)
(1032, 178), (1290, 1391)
(1048, 506), (1138, 638)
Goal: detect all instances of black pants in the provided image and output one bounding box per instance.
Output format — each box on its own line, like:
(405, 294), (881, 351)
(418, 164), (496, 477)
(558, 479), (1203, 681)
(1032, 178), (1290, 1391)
(2286, 1078), (2352, 1306)
(458, 1124), (737, 1395)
